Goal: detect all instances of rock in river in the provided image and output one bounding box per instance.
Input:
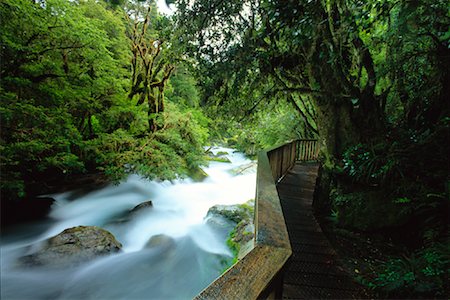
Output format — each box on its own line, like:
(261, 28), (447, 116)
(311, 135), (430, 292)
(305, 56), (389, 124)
(144, 234), (176, 250)
(206, 200), (255, 260)
(130, 200), (153, 214)
(19, 226), (122, 268)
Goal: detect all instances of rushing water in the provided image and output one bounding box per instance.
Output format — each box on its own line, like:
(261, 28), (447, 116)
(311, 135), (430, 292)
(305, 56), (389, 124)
(1, 147), (256, 300)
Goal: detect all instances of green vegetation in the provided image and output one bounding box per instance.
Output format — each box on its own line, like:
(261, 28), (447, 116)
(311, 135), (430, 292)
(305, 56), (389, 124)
(225, 227), (240, 266)
(0, 0), (209, 201)
(176, 0), (449, 297)
(1, 0), (448, 297)
(360, 243), (450, 298)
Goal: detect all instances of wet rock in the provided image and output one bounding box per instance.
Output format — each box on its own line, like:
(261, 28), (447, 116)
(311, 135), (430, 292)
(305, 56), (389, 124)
(233, 221), (255, 245)
(206, 200), (254, 224)
(206, 150), (231, 163)
(19, 226), (122, 268)
(206, 200), (255, 259)
(108, 201), (153, 224)
(144, 234), (177, 260)
(229, 162), (257, 176)
(188, 167), (208, 182)
(130, 201), (153, 214)
(144, 234), (176, 250)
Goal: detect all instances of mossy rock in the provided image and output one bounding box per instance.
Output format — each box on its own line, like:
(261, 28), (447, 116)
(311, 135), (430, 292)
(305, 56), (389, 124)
(206, 200), (254, 224)
(216, 151), (229, 156)
(206, 156), (232, 163)
(205, 150), (232, 163)
(188, 167), (208, 182)
(208, 200), (255, 263)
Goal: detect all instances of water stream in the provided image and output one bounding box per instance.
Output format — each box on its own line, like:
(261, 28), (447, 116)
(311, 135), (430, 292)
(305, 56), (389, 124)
(1, 147), (256, 300)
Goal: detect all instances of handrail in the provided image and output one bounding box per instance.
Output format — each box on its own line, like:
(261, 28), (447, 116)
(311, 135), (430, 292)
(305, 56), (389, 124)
(296, 139), (319, 162)
(268, 139), (319, 182)
(194, 139), (318, 300)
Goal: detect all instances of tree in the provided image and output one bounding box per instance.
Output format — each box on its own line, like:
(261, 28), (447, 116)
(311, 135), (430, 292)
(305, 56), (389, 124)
(126, 4), (175, 133)
(0, 0), (211, 202)
(0, 0), (129, 198)
(178, 0), (378, 160)
(175, 3), (450, 296)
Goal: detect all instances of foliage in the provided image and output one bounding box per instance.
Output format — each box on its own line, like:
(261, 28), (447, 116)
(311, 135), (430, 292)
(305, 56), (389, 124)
(366, 244), (450, 298)
(176, 0), (449, 297)
(211, 100), (310, 155)
(85, 102), (208, 182)
(226, 227), (240, 264)
(1, 0), (128, 198)
(342, 143), (400, 186)
(0, 0), (210, 201)
(330, 189), (411, 231)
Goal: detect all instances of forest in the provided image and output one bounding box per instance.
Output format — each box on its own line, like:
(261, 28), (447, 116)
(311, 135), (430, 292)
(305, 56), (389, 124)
(1, 0), (449, 298)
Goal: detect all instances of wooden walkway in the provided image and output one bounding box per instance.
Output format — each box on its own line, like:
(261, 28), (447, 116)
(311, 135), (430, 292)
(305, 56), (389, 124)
(277, 163), (365, 299)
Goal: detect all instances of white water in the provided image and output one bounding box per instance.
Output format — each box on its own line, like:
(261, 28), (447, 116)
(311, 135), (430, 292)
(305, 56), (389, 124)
(1, 147), (256, 300)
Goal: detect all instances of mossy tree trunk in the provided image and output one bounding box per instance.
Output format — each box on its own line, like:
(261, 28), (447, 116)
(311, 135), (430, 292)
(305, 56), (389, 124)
(127, 7), (174, 133)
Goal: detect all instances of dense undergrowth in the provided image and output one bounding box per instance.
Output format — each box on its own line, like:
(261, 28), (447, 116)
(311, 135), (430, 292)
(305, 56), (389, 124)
(323, 124), (449, 298)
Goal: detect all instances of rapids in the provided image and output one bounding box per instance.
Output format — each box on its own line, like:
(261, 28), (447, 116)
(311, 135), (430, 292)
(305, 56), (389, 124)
(1, 147), (256, 300)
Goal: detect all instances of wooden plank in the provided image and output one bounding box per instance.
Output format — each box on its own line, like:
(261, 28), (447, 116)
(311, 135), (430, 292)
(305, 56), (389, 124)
(278, 163), (365, 299)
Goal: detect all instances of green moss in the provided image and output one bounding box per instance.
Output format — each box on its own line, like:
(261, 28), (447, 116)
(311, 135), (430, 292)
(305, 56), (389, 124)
(216, 151), (229, 156)
(205, 156), (232, 163)
(220, 228), (239, 273)
(226, 228), (240, 257)
(187, 167), (208, 182)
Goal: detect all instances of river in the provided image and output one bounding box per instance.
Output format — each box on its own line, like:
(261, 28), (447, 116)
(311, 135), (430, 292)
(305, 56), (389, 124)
(1, 147), (256, 300)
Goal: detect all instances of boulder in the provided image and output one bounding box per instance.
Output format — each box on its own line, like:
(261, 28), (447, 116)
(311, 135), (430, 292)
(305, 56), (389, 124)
(144, 234), (176, 250)
(19, 226), (122, 268)
(206, 200), (255, 260)
(108, 200), (153, 224)
(205, 149), (232, 163)
(206, 200), (254, 224)
(144, 234), (177, 260)
(188, 167), (208, 182)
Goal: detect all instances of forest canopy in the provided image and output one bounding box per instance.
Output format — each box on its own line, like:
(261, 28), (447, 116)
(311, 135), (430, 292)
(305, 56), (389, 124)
(0, 0), (449, 297)
(175, 0), (449, 297)
(0, 0), (209, 200)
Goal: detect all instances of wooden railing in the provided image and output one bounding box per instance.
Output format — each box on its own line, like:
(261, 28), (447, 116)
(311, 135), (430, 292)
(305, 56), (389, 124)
(296, 139), (320, 162)
(268, 139), (320, 182)
(194, 139), (318, 300)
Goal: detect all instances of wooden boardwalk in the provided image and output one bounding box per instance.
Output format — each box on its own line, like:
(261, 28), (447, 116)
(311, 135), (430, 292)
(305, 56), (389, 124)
(277, 163), (365, 299)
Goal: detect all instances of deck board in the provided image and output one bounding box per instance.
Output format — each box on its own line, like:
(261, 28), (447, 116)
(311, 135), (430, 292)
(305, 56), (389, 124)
(278, 163), (366, 299)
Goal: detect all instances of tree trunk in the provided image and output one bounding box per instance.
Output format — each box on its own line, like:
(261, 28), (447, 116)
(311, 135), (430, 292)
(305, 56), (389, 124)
(314, 97), (360, 166)
(148, 91), (157, 133)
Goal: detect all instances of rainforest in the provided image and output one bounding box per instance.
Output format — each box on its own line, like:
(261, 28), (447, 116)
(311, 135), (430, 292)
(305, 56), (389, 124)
(1, 0), (449, 299)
